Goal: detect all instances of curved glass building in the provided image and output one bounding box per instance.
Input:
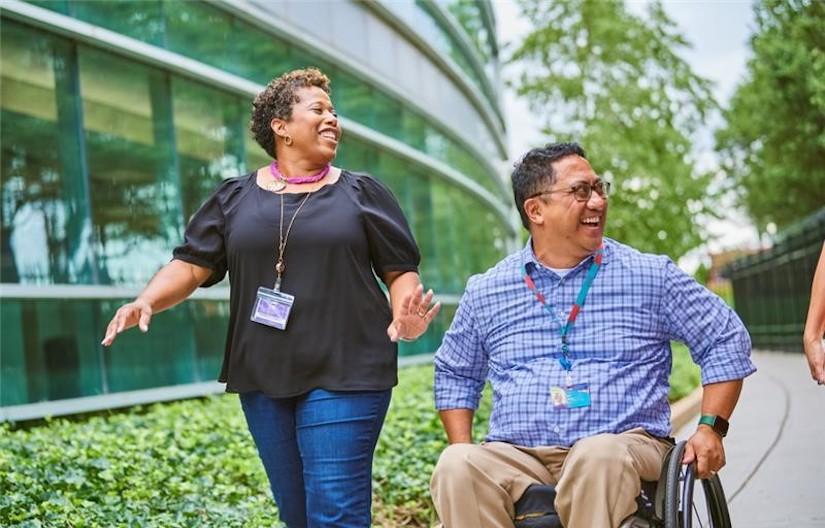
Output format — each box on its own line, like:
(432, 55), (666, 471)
(0, 0), (516, 419)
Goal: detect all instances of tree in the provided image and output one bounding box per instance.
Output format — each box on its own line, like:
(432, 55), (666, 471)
(716, 0), (825, 233)
(510, 0), (717, 260)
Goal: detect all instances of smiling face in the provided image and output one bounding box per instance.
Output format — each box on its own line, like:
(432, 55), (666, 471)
(525, 155), (608, 263)
(273, 86), (341, 165)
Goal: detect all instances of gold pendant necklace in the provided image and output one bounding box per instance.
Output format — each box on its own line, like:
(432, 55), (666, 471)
(263, 178), (287, 193)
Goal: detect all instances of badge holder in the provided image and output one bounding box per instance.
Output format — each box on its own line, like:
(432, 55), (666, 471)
(551, 369), (591, 409)
(251, 286), (294, 330)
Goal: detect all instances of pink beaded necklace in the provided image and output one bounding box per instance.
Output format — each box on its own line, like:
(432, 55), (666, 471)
(267, 161), (330, 192)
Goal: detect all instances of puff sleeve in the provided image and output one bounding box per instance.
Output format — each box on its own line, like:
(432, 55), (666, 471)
(353, 173), (420, 276)
(172, 179), (237, 287)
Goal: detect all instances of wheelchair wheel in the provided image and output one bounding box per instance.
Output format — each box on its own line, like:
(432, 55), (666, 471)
(661, 441), (731, 528)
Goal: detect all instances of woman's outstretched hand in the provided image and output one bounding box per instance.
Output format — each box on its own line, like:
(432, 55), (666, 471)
(101, 299), (153, 346)
(387, 284), (441, 342)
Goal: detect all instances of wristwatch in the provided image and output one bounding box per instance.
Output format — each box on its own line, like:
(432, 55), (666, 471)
(698, 415), (729, 437)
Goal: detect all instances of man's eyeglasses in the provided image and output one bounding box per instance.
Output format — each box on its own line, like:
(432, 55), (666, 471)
(527, 180), (611, 203)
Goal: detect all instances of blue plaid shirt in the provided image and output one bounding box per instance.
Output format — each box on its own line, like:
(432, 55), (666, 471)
(434, 238), (755, 448)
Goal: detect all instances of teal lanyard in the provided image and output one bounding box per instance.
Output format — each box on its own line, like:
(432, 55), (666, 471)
(522, 245), (604, 372)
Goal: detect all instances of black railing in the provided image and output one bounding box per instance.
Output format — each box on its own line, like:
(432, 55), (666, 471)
(726, 208), (825, 352)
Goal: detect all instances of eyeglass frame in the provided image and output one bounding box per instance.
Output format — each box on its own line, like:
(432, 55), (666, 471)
(526, 180), (611, 203)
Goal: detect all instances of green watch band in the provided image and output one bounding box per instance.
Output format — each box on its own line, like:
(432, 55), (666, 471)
(698, 414), (729, 437)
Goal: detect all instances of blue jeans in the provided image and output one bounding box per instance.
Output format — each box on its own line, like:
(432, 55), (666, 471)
(239, 388), (392, 528)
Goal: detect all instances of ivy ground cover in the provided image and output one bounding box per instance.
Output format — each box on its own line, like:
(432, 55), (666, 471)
(1, 347), (697, 527)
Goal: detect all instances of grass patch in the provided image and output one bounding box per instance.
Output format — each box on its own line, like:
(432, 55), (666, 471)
(669, 342), (701, 402)
(1, 351), (698, 527)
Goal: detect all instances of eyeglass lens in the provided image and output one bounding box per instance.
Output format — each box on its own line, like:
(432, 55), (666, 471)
(572, 181), (610, 201)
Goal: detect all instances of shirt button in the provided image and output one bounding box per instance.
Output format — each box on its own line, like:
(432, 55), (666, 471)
(554, 425), (561, 434)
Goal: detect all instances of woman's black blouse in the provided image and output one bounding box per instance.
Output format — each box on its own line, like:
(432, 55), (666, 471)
(172, 170), (420, 397)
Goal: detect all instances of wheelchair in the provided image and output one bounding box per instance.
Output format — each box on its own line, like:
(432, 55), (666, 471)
(513, 441), (731, 528)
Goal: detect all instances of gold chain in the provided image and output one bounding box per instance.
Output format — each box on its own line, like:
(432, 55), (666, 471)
(275, 192), (311, 290)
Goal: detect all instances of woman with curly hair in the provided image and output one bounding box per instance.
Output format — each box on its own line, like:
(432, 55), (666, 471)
(101, 67), (439, 526)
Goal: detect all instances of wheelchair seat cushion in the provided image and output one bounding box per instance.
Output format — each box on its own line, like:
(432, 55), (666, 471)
(512, 481), (661, 528)
(513, 484), (562, 528)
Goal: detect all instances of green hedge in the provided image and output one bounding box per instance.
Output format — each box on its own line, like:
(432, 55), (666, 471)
(1, 348), (697, 527)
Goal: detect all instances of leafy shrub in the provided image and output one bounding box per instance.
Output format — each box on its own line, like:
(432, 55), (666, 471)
(670, 343), (701, 402)
(1, 356), (696, 527)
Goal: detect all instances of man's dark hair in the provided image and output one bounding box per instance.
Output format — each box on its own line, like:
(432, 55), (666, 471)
(511, 142), (587, 229)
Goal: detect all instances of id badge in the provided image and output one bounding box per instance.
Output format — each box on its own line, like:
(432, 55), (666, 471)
(250, 287), (295, 330)
(550, 383), (591, 409)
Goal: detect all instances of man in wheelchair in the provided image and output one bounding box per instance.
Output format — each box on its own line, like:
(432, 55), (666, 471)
(430, 143), (755, 528)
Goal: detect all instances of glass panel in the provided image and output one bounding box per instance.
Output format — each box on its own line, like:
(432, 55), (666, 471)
(25, 0), (505, 197)
(188, 300), (230, 380)
(287, 47), (334, 77)
(0, 19), (70, 284)
(412, 0), (495, 107)
(444, 0), (494, 62)
(335, 136), (373, 174)
(446, 185), (469, 280)
(164, 1), (233, 68)
(99, 299), (197, 392)
(431, 179), (461, 293)
(227, 22), (292, 85)
(172, 77), (246, 219)
(71, 0), (165, 46)
(409, 171), (439, 288)
(375, 152), (408, 202)
(0, 297), (230, 406)
(332, 69), (373, 125)
(27, 0), (69, 15)
(445, 137), (499, 194)
(0, 298), (102, 406)
(401, 109), (427, 151)
(372, 90), (403, 140)
(245, 133), (271, 173)
(79, 46), (182, 285)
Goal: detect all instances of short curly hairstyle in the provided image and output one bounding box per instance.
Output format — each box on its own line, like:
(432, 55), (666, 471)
(250, 68), (331, 158)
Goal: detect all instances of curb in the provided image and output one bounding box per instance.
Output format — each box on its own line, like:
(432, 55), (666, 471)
(669, 384), (703, 434)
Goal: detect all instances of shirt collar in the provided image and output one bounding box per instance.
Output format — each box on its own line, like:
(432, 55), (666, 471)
(520, 237), (612, 274)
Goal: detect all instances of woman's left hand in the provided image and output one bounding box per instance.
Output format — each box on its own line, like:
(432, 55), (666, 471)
(387, 284), (441, 342)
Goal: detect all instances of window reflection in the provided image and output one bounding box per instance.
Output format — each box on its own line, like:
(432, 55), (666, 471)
(245, 134), (271, 174)
(99, 298), (197, 392)
(172, 78), (245, 219)
(164, 1), (233, 69)
(0, 298), (103, 406)
(72, 0), (165, 46)
(79, 47), (180, 285)
(1, 22), (71, 284)
(27, 0), (505, 198)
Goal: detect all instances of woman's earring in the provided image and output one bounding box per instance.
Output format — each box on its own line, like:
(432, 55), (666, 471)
(284, 135), (293, 146)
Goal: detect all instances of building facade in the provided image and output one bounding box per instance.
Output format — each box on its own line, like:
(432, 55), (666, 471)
(0, 0), (517, 420)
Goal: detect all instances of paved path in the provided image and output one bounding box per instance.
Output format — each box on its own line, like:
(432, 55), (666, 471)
(675, 350), (825, 527)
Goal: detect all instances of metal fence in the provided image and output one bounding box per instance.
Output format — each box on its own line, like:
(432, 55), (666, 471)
(726, 208), (825, 352)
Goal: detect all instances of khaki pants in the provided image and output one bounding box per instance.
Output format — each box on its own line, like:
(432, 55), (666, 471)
(430, 428), (672, 528)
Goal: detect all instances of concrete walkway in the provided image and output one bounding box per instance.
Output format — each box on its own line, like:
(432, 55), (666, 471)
(675, 350), (825, 527)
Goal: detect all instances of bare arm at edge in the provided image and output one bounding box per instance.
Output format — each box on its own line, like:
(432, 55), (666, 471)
(803, 242), (825, 384)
